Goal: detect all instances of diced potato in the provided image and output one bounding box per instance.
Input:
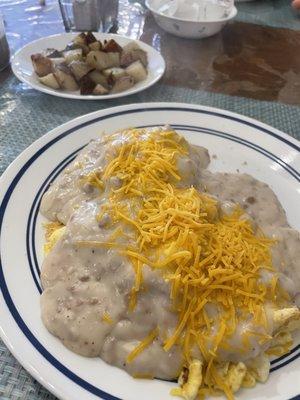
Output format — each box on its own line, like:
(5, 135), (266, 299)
(102, 67), (126, 80)
(88, 70), (109, 87)
(70, 33), (89, 55)
(54, 66), (79, 91)
(79, 75), (96, 95)
(69, 61), (93, 81)
(73, 32), (88, 47)
(106, 52), (120, 68)
(85, 31), (97, 44)
(51, 58), (66, 67)
(103, 39), (123, 53)
(121, 48), (148, 67)
(63, 48), (83, 64)
(125, 60), (147, 83)
(111, 75), (134, 93)
(39, 73), (60, 90)
(89, 41), (102, 51)
(86, 51), (120, 71)
(122, 41), (140, 53)
(31, 53), (53, 77)
(93, 84), (109, 95)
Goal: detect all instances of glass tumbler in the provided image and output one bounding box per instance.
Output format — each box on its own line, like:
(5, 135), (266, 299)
(58, 0), (119, 33)
(0, 15), (10, 71)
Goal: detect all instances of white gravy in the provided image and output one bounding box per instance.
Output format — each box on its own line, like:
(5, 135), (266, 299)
(40, 129), (300, 379)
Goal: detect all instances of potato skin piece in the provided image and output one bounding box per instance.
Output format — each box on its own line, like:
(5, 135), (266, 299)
(69, 61), (93, 81)
(63, 49), (83, 64)
(89, 41), (102, 51)
(93, 84), (109, 95)
(88, 70), (109, 88)
(103, 39), (123, 53)
(54, 65), (79, 91)
(125, 60), (147, 82)
(86, 51), (120, 70)
(79, 75), (96, 95)
(120, 49), (148, 68)
(31, 54), (53, 77)
(85, 32), (97, 45)
(39, 73), (60, 89)
(111, 75), (135, 93)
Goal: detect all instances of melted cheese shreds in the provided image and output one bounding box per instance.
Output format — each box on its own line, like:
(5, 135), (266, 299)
(126, 328), (159, 363)
(43, 223), (66, 254)
(78, 128), (291, 399)
(102, 312), (113, 324)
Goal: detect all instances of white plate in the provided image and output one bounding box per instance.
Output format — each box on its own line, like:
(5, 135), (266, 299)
(0, 103), (299, 400)
(11, 33), (166, 100)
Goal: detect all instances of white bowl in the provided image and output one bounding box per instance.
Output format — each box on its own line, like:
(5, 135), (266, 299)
(145, 0), (237, 39)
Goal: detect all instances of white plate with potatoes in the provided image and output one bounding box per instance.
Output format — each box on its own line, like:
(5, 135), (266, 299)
(11, 32), (166, 100)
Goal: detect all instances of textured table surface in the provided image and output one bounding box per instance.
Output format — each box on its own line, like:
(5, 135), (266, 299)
(0, 0), (299, 399)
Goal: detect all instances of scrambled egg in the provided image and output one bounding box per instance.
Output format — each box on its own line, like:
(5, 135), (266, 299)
(273, 306), (300, 332)
(43, 222), (66, 254)
(172, 305), (300, 400)
(226, 362), (247, 392)
(171, 360), (203, 400)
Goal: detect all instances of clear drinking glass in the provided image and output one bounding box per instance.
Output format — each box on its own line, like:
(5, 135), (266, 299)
(0, 14), (10, 71)
(58, 0), (119, 33)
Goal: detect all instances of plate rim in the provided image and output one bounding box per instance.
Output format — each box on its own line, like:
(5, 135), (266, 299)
(11, 32), (166, 100)
(0, 102), (299, 400)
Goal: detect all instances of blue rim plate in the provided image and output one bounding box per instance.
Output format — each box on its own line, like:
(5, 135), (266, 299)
(0, 103), (299, 400)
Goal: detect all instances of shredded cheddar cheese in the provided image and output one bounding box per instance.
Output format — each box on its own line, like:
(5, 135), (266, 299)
(126, 328), (159, 363)
(102, 312), (113, 324)
(75, 128), (292, 399)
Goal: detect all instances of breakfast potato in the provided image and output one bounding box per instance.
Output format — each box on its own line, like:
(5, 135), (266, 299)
(31, 53), (53, 77)
(39, 73), (60, 90)
(125, 60), (147, 82)
(69, 60), (93, 81)
(51, 57), (66, 67)
(73, 32), (88, 47)
(85, 32), (98, 45)
(54, 65), (78, 91)
(111, 75), (134, 93)
(79, 75), (96, 95)
(93, 84), (109, 95)
(31, 32), (148, 95)
(121, 48), (148, 68)
(63, 48), (83, 64)
(89, 41), (102, 51)
(88, 70), (109, 87)
(103, 39), (123, 53)
(102, 67), (126, 80)
(86, 50), (120, 71)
